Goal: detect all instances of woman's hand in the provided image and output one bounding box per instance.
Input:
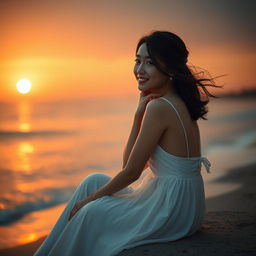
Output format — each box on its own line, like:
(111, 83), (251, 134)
(68, 196), (95, 221)
(135, 91), (164, 118)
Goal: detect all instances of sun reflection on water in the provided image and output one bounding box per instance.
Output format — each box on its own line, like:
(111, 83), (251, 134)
(19, 232), (39, 244)
(0, 202), (5, 210)
(18, 101), (31, 132)
(17, 142), (35, 173)
(19, 122), (31, 132)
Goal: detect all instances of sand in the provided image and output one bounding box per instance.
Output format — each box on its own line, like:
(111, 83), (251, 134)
(1, 162), (256, 256)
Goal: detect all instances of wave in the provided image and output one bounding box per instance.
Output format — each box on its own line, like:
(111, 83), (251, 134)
(205, 130), (256, 154)
(209, 109), (256, 123)
(0, 186), (75, 225)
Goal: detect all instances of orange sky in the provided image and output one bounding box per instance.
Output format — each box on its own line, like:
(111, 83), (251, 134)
(1, 0), (255, 101)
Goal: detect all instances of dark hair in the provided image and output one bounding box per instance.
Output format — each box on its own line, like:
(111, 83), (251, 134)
(135, 31), (223, 121)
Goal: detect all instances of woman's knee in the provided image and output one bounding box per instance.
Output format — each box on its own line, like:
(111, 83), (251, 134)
(80, 172), (111, 189)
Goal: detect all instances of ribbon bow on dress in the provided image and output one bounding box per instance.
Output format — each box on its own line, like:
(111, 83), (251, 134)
(200, 157), (211, 173)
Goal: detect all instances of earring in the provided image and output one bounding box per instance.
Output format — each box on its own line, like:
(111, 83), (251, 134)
(169, 76), (173, 81)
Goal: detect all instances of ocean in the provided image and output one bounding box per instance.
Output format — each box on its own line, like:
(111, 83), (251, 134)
(0, 95), (256, 248)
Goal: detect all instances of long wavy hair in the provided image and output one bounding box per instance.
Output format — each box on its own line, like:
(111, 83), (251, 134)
(135, 31), (223, 121)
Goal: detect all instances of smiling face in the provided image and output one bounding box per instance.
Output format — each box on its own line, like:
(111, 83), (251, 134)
(134, 43), (171, 94)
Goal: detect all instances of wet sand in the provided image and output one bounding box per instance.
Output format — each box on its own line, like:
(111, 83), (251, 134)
(1, 162), (256, 255)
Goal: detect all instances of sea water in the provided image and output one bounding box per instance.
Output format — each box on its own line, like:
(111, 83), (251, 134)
(0, 95), (255, 248)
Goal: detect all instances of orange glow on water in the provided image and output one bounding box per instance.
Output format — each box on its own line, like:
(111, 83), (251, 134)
(19, 233), (39, 244)
(19, 142), (35, 154)
(18, 101), (31, 132)
(17, 142), (35, 173)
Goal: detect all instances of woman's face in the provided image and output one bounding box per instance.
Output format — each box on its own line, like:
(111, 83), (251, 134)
(134, 43), (170, 94)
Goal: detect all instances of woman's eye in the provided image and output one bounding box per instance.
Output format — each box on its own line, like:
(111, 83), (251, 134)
(134, 59), (154, 65)
(134, 59), (140, 64)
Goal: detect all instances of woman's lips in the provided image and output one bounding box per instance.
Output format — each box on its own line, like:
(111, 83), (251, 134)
(138, 78), (149, 84)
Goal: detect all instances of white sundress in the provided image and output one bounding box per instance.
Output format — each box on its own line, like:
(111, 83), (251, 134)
(34, 97), (211, 256)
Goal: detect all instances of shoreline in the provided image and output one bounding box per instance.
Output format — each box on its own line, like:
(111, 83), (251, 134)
(1, 162), (256, 255)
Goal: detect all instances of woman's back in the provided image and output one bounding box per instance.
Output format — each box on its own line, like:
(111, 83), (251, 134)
(156, 96), (202, 158)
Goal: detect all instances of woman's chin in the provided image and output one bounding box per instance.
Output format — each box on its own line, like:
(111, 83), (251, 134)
(138, 84), (149, 91)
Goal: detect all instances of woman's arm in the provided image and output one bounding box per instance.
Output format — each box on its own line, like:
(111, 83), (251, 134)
(122, 92), (163, 169)
(88, 99), (167, 201)
(122, 113), (144, 169)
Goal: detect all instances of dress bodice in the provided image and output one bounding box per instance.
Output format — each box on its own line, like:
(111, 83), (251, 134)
(148, 144), (211, 178)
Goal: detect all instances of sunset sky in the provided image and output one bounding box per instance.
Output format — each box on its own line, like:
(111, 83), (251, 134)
(1, 0), (255, 101)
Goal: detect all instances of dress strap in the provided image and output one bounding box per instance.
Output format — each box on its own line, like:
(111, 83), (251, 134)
(159, 97), (190, 158)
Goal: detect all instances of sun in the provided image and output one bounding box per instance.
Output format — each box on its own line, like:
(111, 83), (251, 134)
(16, 78), (32, 94)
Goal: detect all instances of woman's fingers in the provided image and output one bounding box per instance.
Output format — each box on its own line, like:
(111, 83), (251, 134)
(139, 92), (163, 105)
(69, 209), (77, 220)
(68, 210), (74, 221)
(68, 204), (79, 221)
(146, 93), (163, 101)
(68, 200), (87, 220)
(149, 93), (163, 98)
(136, 92), (163, 117)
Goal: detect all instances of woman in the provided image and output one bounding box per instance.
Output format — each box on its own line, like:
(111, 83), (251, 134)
(34, 31), (221, 256)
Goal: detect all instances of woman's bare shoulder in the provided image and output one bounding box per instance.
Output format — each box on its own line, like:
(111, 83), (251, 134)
(147, 97), (172, 109)
(147, 97), (178, 118)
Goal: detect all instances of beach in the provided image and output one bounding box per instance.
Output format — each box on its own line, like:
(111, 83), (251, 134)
(1, 161), (255, 256)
